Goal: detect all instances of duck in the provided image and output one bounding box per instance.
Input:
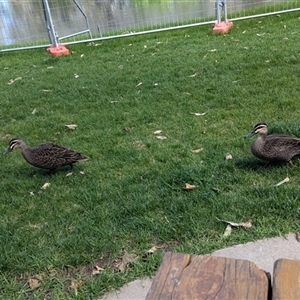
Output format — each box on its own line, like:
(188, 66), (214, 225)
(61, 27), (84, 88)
(4, 138), (89, 173)
(245, 122), (300, 167)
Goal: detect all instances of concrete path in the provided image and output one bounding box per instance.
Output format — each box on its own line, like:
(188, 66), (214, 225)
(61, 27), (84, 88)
(101, 233), (300, 300)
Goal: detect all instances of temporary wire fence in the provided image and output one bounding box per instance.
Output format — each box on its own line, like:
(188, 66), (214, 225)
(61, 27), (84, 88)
(0, 0), (299, 52)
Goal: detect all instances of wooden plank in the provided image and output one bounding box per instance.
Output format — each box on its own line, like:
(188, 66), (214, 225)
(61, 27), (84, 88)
(146, 252), (191, 299)
(146, 252), (270, 300)
(273, 258), (300, 300)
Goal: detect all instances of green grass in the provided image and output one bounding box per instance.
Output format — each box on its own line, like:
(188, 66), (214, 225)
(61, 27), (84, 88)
(1, 12), (300, 299)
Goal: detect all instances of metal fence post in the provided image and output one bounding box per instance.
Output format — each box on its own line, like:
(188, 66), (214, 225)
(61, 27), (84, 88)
(42, 0), (58, 47)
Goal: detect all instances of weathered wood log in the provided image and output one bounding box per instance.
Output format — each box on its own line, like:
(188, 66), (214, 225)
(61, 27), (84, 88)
(272, 258), (300, 300)
(146, 252), (270, 300)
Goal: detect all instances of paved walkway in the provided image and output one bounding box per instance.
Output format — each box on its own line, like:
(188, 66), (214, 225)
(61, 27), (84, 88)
(101, 233), (300, 300)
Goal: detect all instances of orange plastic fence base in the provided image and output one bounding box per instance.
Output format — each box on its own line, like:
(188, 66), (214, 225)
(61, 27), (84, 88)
(47, 45), (70, 57)
(213, 21), (233, 34)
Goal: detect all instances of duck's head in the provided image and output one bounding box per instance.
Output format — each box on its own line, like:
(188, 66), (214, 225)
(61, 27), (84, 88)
(245, 123), (268, 138)
(3, 138), (24, 155)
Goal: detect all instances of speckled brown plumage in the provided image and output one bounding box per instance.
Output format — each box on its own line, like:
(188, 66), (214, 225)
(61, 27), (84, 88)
(245, 123), (300, 167)
(4, 138), (89, 172)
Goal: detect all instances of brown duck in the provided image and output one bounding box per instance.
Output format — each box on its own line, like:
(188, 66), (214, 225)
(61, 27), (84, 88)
(4, 138), (89, 173)
(245, 122), (300, 167)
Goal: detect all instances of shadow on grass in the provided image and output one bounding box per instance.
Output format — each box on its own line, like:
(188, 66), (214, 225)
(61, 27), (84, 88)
(235, 158), (290, 171)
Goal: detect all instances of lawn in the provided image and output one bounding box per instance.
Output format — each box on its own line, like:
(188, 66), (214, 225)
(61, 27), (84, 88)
(1, 11), (300, 299)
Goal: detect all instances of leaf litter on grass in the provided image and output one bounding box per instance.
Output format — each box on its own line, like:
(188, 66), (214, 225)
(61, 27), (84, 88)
(216, 217), (252, 237)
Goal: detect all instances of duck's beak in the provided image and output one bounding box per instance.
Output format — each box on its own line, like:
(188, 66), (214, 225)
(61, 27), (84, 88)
(245, 131), (256, 138)
(3, 147), (12, 155)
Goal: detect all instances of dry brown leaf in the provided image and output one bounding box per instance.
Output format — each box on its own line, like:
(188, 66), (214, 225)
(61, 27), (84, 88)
(184, 183), (196, 190)
(118, 253), (138, 272)
(28, 274), (44, 290)
(65, 124), (77, 130)
(2, 134), (11, 140)
(191, 148), (203, 153)
(216, 217), (252, 228)
(7, 77), (22, 85)
(146, 245), (163, 255)
(189, 70), (202, 77)
(156, 136), (167, 140)
(274, 177), (289, 187)
(191, 112), (206, 116)
(223, 224), (232, 237)
(70, 279), (84, 296)
(225, 153), (233, 160)
(41, 182), (50, 190)
(29, 223), (41, 229)
(153, 130), (162, 135)
(92, 265), (104, 275)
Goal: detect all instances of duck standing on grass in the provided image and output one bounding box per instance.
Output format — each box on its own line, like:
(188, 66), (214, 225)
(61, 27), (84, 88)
(245, 122), (300, 168)
(4, 138), (89, 174)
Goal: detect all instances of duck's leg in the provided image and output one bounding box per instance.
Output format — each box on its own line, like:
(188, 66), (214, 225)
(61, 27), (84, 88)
(288, 160), (295, 168)
(44, 169), (56, 177)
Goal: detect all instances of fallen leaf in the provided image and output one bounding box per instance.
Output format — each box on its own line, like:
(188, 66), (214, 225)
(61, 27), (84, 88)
(191, 112), (206, 116)
(74, 74), (79, 78)
(80, 171), (85, 175)
(32, 108), (37, 115)
(136, 82), (143, 87)
(29, 191), (35, 196)
(42, 89), (51, 92)
(124, 127), (131, 132)
(189, 70), (202, 77)
(146, 246), (158, 255)
(29, 223), (41, 229)
(2, 134), (11, 140)
(118, 252), (138, 272)
(29, 274), (43, 290)
(274, 177), (289, 187)
(80, 54), (84, 58)
(41, 182), (50, 190)
(65, 124), (77, 130)
(92, 265), (104, 275)
(184, 183), (196, 190)
(223, 224), (232, 237)
(70, 279), (84, 296)
(66, 172), (73, 177)
(209, 49), (217, 52)
(191, 148), (203, 153)
(7, 77), (22, 85)
(153, 130), (162, 135)
(156, 136), (167, 140)
(225, 153), (233, 160)
(216, 217), (252, 228)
